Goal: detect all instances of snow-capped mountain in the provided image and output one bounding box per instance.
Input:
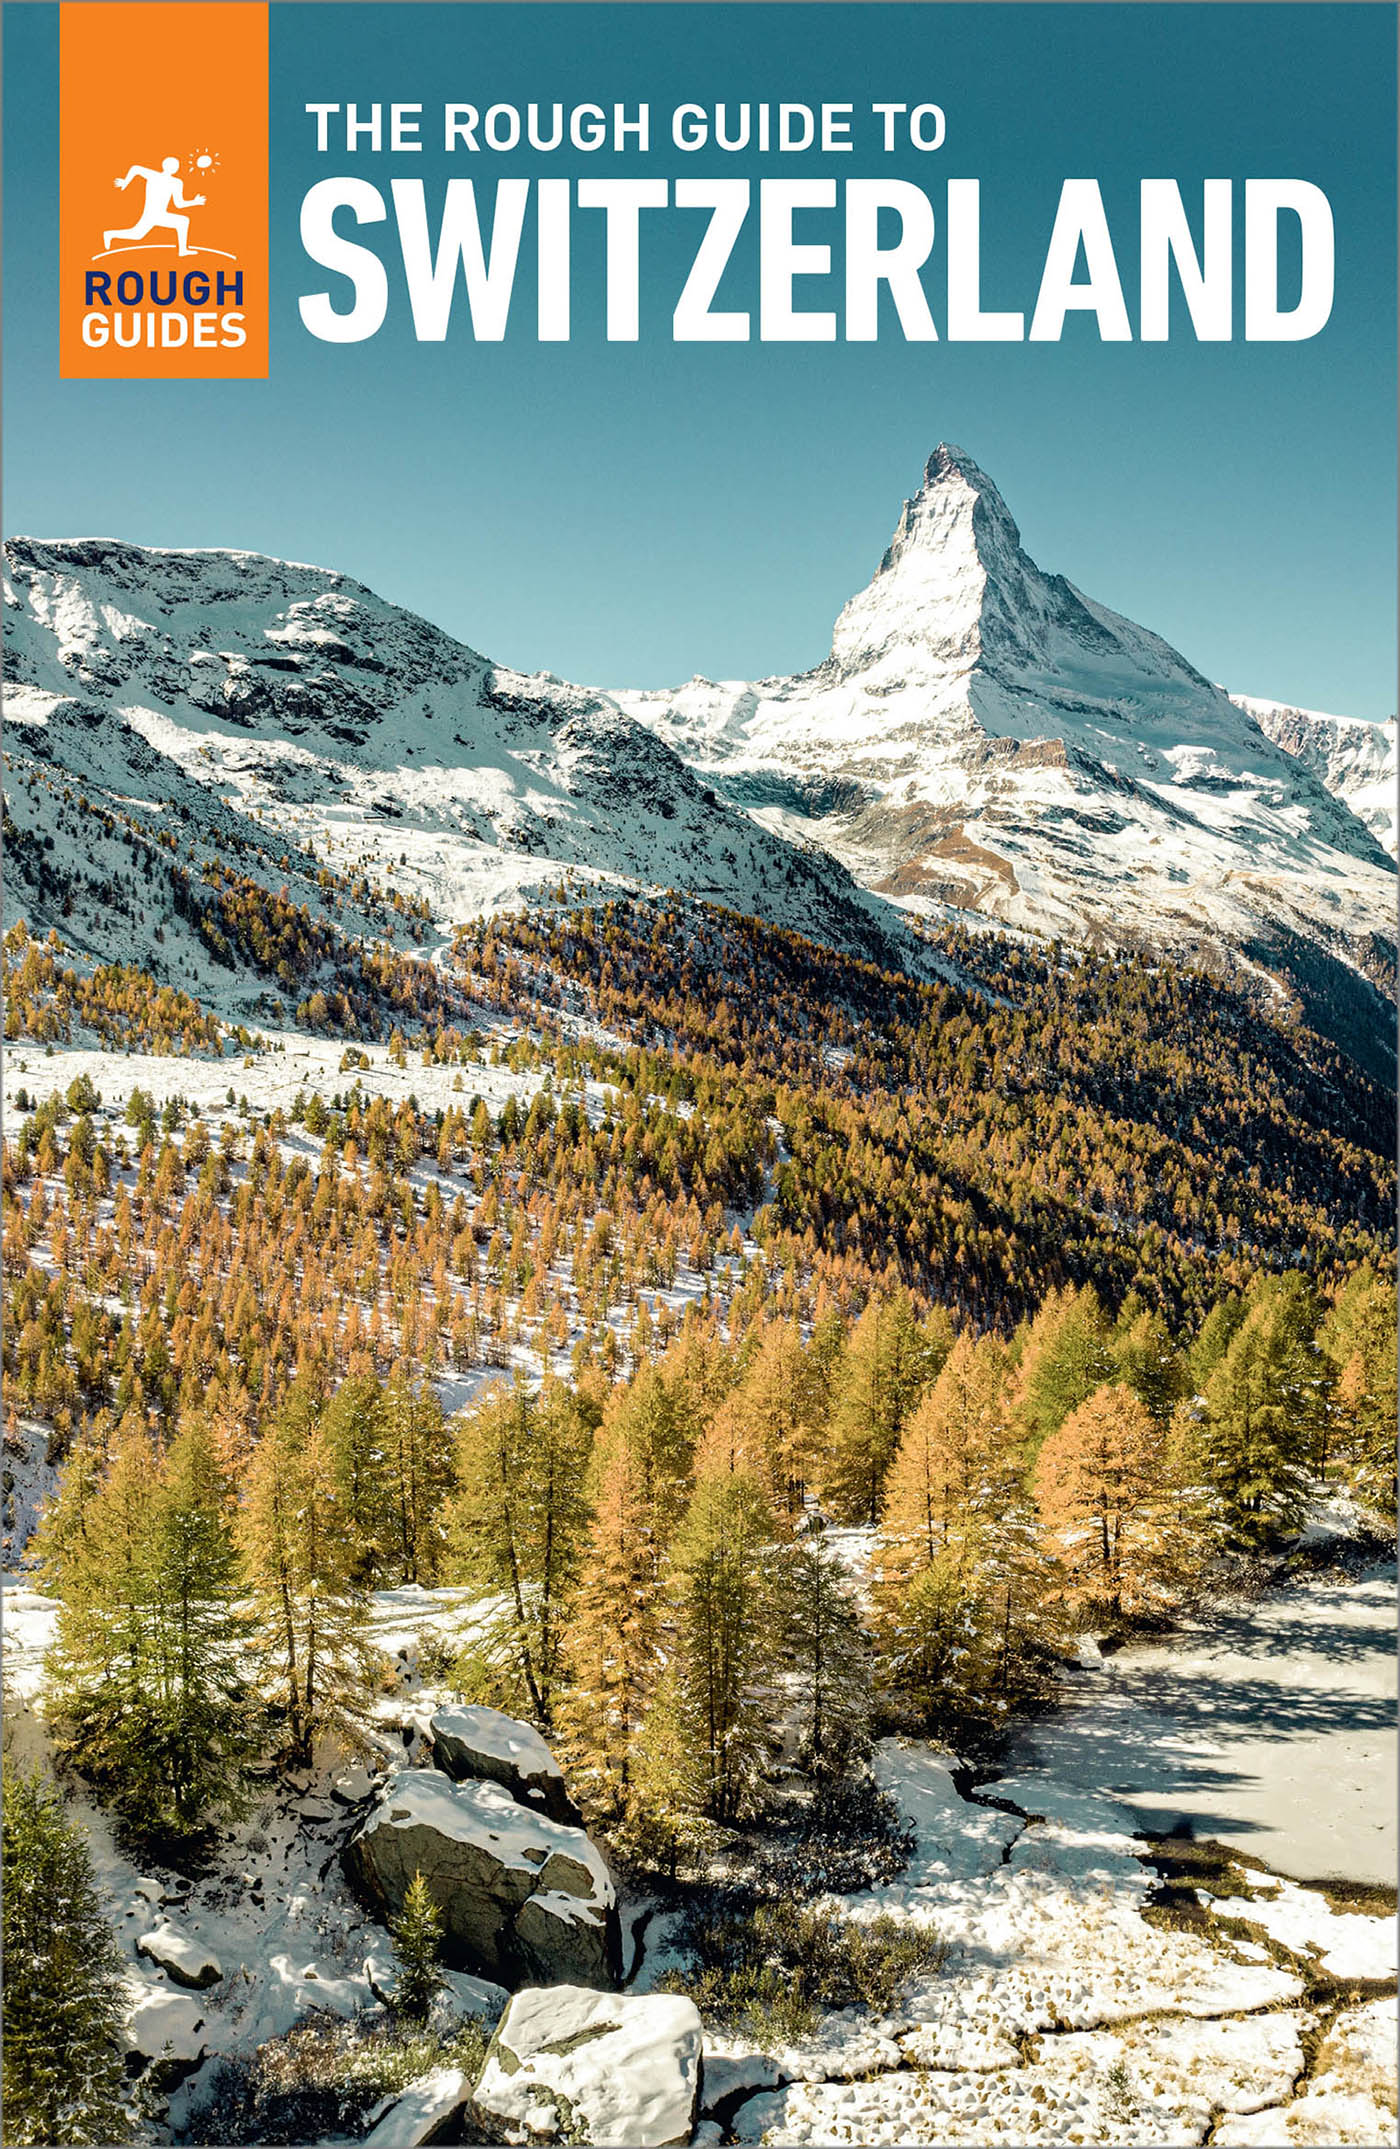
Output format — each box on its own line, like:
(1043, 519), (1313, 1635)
(2, 536), (895, 1007)
(610, 447), (1394, 1011)
(3, 452), (1394, 1072)
(1231, 694), (1397, 858)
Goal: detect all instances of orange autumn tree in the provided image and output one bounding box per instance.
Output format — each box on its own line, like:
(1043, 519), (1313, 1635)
(874, 1332), (1051, 1729)
(1033, 1381), (1188, 1622)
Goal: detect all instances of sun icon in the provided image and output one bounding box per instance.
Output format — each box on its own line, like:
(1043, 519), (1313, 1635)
(188, 147), (221, 174)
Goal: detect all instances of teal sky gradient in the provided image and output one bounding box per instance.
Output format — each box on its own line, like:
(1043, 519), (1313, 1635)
(3, 4), (1395, 715)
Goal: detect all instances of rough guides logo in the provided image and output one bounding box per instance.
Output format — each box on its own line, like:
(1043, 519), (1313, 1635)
(60, 1), (268, 379)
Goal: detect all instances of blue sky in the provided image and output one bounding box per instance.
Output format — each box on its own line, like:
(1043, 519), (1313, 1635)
(4, 4), (1395, 714)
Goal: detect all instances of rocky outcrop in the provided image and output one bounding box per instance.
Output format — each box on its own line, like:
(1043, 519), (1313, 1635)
(474, 1985), (704, 2147)
(344, 1768), (618, 1990)
(430, 1705), (580, 1825)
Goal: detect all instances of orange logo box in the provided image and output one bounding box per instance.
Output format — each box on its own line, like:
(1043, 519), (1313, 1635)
(60, 1), (268, 379)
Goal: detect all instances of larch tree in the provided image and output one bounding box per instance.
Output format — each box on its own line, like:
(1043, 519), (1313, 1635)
(239, 1381), (376, 1766)
(874, 1330), (1046, 1726)
(821, 1292), (948, 1525)
(556, 1407), (665, 1818)
(712, 1316), (826, 1517)
(1033, 1380), (1179, 1620)
(661, 1464), (784, 1825)
(447, 1376), (593, 1719)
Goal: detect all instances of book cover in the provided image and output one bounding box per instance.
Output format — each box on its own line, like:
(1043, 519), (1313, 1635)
(2, 4), (1395, 2145)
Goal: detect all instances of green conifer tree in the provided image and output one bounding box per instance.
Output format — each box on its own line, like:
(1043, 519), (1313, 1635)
(2, 1767), (132, 2145)
(141, 1414), (259, 1838)
(1188, 1284), (1320, 1546)
(664, 1467), (783, 1823)
(1015, 1284), (1116, 1455)
(382, 1368), (457, 1585)
(1112, 1300), (1185, 1423)
(1320, 1267), (1398, 1514)
(782, 1532), (870, 1780)
(320, 1373), (391, 1582)
(390, 1870), (446, 2021)
(46, 1417), (254, 1846)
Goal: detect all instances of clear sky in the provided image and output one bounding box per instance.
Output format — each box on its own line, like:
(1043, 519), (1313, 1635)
(4, 3), (1395, 715)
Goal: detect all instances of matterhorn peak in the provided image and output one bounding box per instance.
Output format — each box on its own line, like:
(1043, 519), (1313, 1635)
(915, 442), (1024, 550)
(827, 443), (1027, 676)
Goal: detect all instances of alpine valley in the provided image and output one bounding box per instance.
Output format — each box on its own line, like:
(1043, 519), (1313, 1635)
(3, 453), (1396, 2149)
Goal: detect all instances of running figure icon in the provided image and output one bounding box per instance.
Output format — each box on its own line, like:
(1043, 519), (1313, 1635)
(104, 158), (205, 256)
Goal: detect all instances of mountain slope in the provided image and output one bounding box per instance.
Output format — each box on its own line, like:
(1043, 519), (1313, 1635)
(2, 536), (900, 1013)
(1232, 694), (1398, 858)
(4, 456), (1393, 1077)
(609, 447), (1395, 1056)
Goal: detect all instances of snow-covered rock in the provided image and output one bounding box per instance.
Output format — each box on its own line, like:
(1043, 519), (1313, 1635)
(136, 1920), (223, 1989)
(122, 1973), (208, 2087)
(361, 2064), (473, 2146)
(700, 2050), (784, 2118)
(1235, 696), (1398, 857)
(331, 1763), (377, 1805)
(345, 1767), (618, 1989)
(430, 1704), (578, 1824)
(474, 1984), (704, 2146)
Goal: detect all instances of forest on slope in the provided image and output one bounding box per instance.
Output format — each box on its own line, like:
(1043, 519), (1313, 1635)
(2, 894), (1394, 2145)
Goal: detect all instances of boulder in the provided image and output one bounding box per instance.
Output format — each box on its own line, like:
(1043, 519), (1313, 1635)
(122, 1974), (207, 2091)
(136, 1920), (223, 1990)
(362, 2065), (472, 2146)
(429, 1705), (579, 1824)
(474, 1985), (704, 2147)
(345, 1768), (618, 1989)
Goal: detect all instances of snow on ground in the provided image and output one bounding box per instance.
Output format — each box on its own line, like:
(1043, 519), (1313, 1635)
(2, 1029), (552, 1128)
(1208, 1877), (1397, 1983)
(1, 1578), (510, 2125)
(5, 1554), (1395, 2144)
(1006, 1566), (1398, 1887)
(2, 1419), (58, 1565)
(646, 1577), (1398, 2144)
(711, 1737), (1394, 2146)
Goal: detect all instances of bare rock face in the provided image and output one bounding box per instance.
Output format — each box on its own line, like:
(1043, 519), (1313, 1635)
(430, 1705), (581, 1825)
(474, 1985), (704, 2147)
(344, 1767), (619, 1990)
